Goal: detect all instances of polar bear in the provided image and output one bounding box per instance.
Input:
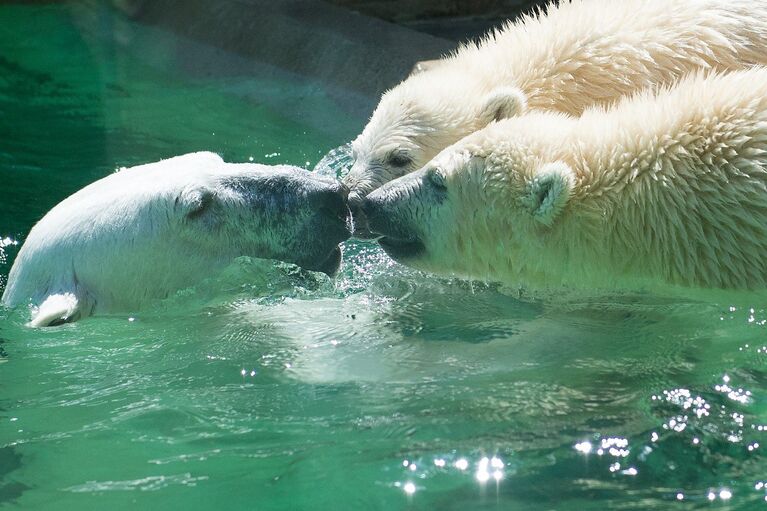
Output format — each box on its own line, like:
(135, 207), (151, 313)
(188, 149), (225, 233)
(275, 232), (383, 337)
(362, 68), (767, 290)
(344, 0), (767, 234)
(2, 152), (351, 326)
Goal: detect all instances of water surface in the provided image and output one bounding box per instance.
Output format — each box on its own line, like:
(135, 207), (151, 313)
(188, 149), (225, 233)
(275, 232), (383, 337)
(2, 4), (766, 510)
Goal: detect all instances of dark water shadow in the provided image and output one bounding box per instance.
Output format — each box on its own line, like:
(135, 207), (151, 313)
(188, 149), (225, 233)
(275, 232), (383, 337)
(0, 447), (27, 506)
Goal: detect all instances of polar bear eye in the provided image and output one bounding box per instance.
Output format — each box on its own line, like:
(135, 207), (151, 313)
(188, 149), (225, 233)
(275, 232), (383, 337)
(387, 151), (413, 168)
(427, 168), (447, 192)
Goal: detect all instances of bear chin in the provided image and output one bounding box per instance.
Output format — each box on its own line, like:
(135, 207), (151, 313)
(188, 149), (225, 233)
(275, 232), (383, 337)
(306, 246), (344, 276)
(377, 236), (425, 262)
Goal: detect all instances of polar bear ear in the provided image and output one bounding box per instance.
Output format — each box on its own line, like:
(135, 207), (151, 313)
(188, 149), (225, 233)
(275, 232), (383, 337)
(178, 187), (215, 220)
(478, 87), (527, 124)
(525, 161), (575, 226)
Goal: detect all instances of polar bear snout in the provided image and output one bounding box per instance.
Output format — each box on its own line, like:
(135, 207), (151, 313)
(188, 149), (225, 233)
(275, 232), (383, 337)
(307, 181), (350, 227)
(300, 180), (353, 251)
(362, 177), (430, 262)
(246, 172), (352, 241)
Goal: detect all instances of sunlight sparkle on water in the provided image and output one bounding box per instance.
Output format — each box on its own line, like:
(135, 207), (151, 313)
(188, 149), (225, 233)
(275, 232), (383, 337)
(403, 482), (416, 495)
(715, 373), (752, 404)
(475, 457), (491, 482)
(475, 456), (506, 484)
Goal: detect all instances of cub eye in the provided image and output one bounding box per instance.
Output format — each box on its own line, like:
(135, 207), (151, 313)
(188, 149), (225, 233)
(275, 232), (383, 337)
(428, 168), (447, 192)
(387, 151), (413, 168)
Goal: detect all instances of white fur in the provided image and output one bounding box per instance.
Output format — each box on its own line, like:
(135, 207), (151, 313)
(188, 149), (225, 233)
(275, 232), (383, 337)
(3, 152), (349, 325)
(345, 0), (767, 201)
(30, 293), (80, 328)
(372, 68), (767, 291)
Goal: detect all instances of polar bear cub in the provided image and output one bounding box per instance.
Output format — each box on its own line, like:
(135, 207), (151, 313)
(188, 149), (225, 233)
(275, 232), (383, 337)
(363, 68), (767, 291)
(2, 152), (351, 326)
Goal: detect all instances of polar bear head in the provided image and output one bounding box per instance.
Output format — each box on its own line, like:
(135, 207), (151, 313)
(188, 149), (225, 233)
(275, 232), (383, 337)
(168, 157), (352, 275)
(360, 118), (577, 285)
(344, 70), (526, 236)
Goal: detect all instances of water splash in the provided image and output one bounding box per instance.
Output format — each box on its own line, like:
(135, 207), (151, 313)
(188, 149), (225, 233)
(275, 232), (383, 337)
(312, 142), (353, 179)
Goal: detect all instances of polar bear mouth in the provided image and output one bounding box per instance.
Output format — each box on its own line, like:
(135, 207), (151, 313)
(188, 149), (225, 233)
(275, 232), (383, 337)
(377, 236), (425, 261)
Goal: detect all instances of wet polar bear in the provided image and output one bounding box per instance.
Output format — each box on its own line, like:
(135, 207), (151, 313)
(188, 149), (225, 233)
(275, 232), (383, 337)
(363, 68), (767, 290)
(345, 0), (767, 232)
(2, 152), (351, 326)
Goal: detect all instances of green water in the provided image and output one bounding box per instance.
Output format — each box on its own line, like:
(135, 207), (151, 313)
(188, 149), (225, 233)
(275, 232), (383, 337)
(2, 4), (766, 510)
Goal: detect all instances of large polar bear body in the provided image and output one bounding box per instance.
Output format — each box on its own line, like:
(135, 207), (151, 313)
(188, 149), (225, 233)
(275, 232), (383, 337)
(362, 68), (767, 290)
(2, 152), (351, 326)
(345, 0), (767, 221)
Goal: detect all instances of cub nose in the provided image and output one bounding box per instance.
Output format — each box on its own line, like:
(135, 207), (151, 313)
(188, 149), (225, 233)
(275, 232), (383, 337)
(309, 181), (350, 222)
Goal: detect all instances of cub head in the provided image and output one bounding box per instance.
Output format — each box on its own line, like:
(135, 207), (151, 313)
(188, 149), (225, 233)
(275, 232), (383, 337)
(172, 162), (352, 275)
(344, 70), (526, 237)
(361, 122), (576, 284)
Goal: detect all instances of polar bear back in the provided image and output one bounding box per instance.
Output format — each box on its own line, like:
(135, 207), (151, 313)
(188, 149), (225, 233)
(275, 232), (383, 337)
(451, 0), (767, 114)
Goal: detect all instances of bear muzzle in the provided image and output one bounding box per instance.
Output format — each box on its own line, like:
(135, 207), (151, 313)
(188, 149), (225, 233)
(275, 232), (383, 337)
(361, 190), (425, 261)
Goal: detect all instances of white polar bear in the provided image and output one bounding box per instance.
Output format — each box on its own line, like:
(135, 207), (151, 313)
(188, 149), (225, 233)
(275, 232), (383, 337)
(2, 152), (351, 326)
(362, 68), (767, 291)
(344, 0), (767, 233)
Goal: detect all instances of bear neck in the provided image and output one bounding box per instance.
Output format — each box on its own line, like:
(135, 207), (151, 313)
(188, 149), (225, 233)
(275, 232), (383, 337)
(562, 72), (767, 289)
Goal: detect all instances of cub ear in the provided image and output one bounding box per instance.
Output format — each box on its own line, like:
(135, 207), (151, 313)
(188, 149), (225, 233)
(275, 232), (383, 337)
(30, 293), (81, 327)
(178, 187), (215, 220)
(478, 87), (527, 124)
(524, 161), (575, 226)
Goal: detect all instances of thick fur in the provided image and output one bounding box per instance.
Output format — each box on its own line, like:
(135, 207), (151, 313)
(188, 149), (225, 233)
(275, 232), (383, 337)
(2, 152), (350, 325)
(345, 0), (767, 206)
(364, 69), (767, 291)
